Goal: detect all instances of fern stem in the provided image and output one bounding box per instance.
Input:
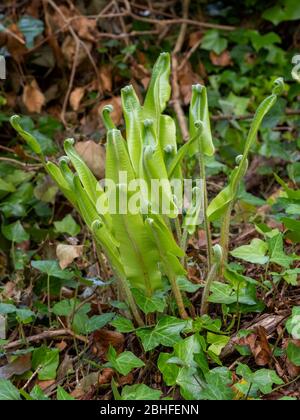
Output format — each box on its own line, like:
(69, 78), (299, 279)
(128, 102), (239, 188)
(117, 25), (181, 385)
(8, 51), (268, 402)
(200, 262), (219, 315)
(219, 202), (233, 278)
(169, 274), (189, 319)
(198, 152), (213, 271)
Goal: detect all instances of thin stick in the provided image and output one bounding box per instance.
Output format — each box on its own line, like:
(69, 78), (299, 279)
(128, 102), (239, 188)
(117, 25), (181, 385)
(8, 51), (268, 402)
(0, 157), (42, 170)
(4, 329), (88, 350)
(198, 152), (213, 270)
(171, 0), (190, 141)
(61, 36), (80, 126)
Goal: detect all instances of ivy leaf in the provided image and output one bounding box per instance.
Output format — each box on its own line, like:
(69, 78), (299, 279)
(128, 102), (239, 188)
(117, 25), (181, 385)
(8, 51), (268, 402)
(250, 31), (281, 51)
(32, 346), (59, 380)
(201, 30), (228, 54)
(107, 346), (144, 376)
(30, 385), (49, 400)
(120, 384), (161, 400)
(136, 316), (187, 352)
(1, 221), (29, 243)
(208, 282), (237, 304)
(176, 276), (201, 293)
(52, 299), (77, 316)
(57, 386), (75, 400)
(199, 367), (234, 400)
(110, 316), (135, 333)
(286, 307), (300, 339)
(236, 364), (283, 395)
(287, 342), (300, 366)
(31, 260), (74, 280)
(268, 234), (294, 268)
(251, 369), (283, 394)
(18, 16), (44, 48)
(54, 214), (81, 236)
(207, 332), (230, 356)
(0, 303), (17, 315)
(85, 313), (115, 334)
(0, 379), (21, 400)
(230, 238), (269, 264)
(132, 289), (166, 315)
(158, 334), (207, 400)
(263, 0), (300, 25)
(15, 308), (35, 324)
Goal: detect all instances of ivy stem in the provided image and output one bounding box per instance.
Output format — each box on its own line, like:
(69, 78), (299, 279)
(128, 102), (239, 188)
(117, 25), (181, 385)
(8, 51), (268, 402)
(198, 152), (213, 271)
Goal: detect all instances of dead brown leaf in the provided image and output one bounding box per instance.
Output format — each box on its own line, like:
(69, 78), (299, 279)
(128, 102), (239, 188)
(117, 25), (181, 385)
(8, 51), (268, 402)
(99, 64), (113, 93)
(56, 244), (84, 269)
(0, 354), (31, 379)
(242, 326), (272, 366)
(131, 62), (150, 89)
(69, 87), (85, 111)
(57, 353), (73, 381)
(178, 62), (202, 105)
(98, 367), (114, 385)
(75, 140), (106, 179)
(92, 329), (125, 360)
(37, 380), (55, 390)
(71, 17), (98, 42)
(22, 79), (45, 113)
(209, 50), (233, 67)
(118, 373), (134, 386)
(61, 35), (92, 68)
(6, 24), (27, 61)
(188, 31), (203, 47)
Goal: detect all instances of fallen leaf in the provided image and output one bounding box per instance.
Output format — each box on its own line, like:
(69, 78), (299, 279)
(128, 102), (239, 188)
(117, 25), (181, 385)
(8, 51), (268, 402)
(69, 87), (85, 111)
(6, 24), (27, 61)
(71, 16), (98, 42)
(75, 140), (106, 179)
(98, 367), (114, 385)
(55, 341), (67, 351)
(209, 50), (233, 67)
(71, 372), (98, 398)
(0, 354), (31, 379)
(56, 244), (84, 269)
(99, 64), (112, 92)
(241, 326), (272, 366)
(61, 35), (92, 68)
(178, 61), (202, 105)
(118, 373), (134, 386)
(131, 62), (150, 89)
(92, 329), (125, 360)
(22, 79), (45, 113)
(57, 354), (73, 380)
(188, 31), (203, 47)
(37, 380), (55, 390)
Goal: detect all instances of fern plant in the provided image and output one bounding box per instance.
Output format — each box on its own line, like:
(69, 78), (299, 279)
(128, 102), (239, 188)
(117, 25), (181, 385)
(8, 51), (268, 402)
(10, 53), (284, 324)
